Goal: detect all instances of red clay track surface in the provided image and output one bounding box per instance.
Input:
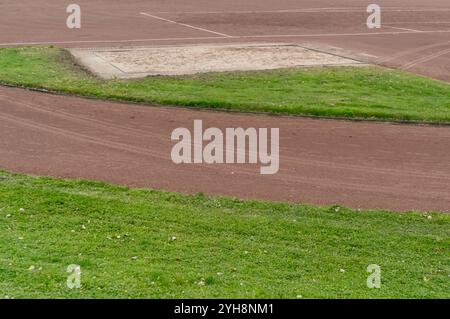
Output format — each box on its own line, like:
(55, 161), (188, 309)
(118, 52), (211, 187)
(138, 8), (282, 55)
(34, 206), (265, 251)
(0, 86), (449, 212)
(0, 1), (449, 212)
(1, 0), (450, 81)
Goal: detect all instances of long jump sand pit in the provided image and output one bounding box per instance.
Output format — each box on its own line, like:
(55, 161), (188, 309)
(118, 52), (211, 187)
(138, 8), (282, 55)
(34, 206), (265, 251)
(70, 43), (365, 79)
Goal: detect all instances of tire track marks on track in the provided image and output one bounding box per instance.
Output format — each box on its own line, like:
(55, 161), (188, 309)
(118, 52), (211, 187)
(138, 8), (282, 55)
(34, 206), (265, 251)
(1, 93), (449, 184)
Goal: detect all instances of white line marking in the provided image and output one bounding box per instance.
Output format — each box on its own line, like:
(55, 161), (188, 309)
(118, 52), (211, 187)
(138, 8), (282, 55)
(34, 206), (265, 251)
(152, 7), (450, 15)
(384, 25), (423, 32)
(235, 30), (450, 38)
(385, 21), (450, 24)
(402, 48), (450, 70)
(377, 40), (450, 63)
(0, 36), (223, 46)
(1, 30), (450, 47)
(139, 12), (232, 38)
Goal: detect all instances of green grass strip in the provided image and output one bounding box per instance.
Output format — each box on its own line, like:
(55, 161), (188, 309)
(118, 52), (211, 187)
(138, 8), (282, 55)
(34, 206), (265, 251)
(0, 170), (448, 298)
(0, 46), (449, 123)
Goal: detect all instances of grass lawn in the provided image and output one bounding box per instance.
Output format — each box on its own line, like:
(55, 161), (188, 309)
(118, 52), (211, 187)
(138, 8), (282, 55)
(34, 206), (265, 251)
(0, 170), (448, 299)
(0, 47), (449, 123)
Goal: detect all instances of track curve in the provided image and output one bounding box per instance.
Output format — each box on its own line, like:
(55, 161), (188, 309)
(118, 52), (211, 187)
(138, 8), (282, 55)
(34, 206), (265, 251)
(0, 86), (449, 212)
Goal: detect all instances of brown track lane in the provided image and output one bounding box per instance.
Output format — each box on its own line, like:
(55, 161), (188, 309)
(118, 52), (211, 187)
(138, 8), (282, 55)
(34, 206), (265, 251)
(1, 0), (450, 81)
(1, 86), (449, 212)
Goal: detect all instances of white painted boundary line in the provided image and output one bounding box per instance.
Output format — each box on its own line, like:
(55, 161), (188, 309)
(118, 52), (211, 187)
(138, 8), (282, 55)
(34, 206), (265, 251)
(0, 36), (223, 47)
(386, 21), (450, 24)
(139, 12), (232, 38)
(402, 47), (450, 70)
(1, 30), (450, 47)
(152, 7), (450, 15)
(240, 30), (450, 38)
(384, 25), (423, 32)
(377, 40), (450, 63)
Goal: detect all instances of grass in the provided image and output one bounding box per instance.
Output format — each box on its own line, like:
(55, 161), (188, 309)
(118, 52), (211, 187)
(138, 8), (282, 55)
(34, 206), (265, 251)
(0, 170), (448, 299)
(0, 46), (449, 123)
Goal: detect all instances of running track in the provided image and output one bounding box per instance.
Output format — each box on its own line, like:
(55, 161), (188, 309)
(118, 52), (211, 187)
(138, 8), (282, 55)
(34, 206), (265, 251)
(1, 86), (449, 212)
(0, 1), (449, 212)
(1, 0), (450, 80)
